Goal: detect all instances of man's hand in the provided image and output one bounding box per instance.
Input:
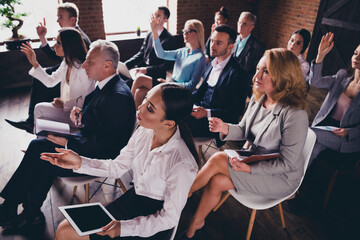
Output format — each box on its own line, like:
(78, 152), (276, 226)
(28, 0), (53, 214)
(191, 106), (207, 119)
(46, 135), (68, 147)
(36, 18), (48, 46)
(70, 106), (82, 126)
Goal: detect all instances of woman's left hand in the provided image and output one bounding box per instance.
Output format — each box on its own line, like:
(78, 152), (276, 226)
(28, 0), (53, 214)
(46, 134), (68, 146)
(97, 220), (121, 238)
(229, 157), (251, 173)
(51, 98), (64, 108)
(332, 128), (348, 138)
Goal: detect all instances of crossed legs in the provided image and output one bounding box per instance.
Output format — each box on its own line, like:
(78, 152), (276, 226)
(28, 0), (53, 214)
(131, 75), (153, 108)
(187, 152), (235, 238)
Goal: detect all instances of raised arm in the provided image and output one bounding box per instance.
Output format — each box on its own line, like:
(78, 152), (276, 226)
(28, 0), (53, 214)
(315, 32), (334, 64)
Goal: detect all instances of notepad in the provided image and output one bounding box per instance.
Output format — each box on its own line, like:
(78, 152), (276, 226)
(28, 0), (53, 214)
(224, 149), (280, 164)
(35, 119), (78, 138)
(59, 202), (115, 236)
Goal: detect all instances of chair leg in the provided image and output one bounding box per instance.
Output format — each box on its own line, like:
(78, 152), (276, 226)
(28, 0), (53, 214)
(278, 203), (286, 228)
(73, 186), (77, 196)
(213, 192), (231, 212)
(246, 209), (257, 240)
(85, 183), (89, 203)
(323, 170), (338, 211)
(116, 178), (127, 193)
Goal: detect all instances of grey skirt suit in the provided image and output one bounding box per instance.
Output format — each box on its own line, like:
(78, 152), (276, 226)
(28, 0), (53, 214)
(221, 96), (309, 199)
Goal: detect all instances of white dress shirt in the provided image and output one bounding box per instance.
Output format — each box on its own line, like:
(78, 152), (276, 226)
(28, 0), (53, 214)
(298, 54), (310, 78)
(207, 54), (232, 87)
(29, 59), (96, 111)
(74, 126), (198, 238)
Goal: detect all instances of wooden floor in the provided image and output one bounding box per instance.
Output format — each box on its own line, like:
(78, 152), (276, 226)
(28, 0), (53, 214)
(0, 86), (351, 240)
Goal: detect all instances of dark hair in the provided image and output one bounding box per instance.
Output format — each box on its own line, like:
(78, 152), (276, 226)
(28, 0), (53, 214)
(346, 43), (360, 76)
(160, 83), (200, 166)
(59, 27), (87, 68)
(214, 25), (237, 44)
(158, 6), (170, 19)
(292, 29), (311, 54)
(216, 6), (229, 22)
(58, 2), (79, 24)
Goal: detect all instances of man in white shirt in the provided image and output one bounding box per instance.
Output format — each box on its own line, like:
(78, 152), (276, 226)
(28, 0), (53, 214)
(188, 25), (250, 145)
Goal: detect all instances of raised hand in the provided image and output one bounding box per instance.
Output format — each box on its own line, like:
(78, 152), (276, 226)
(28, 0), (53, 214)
(20, 42), (39, 68)
(208, 117), (229, 135)
(36, 18), (47, 38)
(316, 32), (334, 63)
(150, 12), (161, 40)
(40, 148), (82, 170)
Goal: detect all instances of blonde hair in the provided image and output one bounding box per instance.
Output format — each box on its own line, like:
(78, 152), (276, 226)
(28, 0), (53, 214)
(185, 19), (205, 51)
(253, 48), (307, 110)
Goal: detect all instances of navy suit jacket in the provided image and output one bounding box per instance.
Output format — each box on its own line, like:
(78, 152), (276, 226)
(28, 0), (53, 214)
(67, 75), (136, 159)
(233, 34), (265, 79)
(193, 56), (250, 123)
(125, 29), (175, 80)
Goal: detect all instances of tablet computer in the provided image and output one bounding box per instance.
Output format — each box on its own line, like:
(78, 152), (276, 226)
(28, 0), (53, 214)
(59, 202), (115, 236)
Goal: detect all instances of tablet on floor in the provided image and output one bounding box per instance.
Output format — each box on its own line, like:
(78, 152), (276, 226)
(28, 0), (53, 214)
(59, 202), (115, 236)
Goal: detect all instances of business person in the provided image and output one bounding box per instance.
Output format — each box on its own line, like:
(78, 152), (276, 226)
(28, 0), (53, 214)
(0, 40), (136, 236)
(42, 83), (199, 240)
(287, 28), (311, 78)
(5, 2), (91, 133)
(131, 17), (206, 108)
(186, 48), (309, 238)
(19, 28), (95, 127)
(309, 33), (360, 164)
(187, 25), (250, 144)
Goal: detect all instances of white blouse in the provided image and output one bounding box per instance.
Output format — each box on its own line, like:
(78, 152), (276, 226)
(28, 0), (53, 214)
(298, 54), (310, 78)
(29, 59), (96, 111)
(75, 126), (198, 238)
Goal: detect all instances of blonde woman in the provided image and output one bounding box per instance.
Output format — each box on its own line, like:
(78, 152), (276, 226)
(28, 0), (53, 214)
(131, 17), (206, 108)
(186, 48), (309, 238)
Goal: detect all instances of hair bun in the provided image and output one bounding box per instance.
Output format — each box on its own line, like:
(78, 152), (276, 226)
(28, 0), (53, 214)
(219, 6), (228, 13)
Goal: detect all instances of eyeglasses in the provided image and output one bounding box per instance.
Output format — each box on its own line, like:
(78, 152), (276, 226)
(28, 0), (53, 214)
(182, 29), (197, 35)
(52, 38), (61, 46)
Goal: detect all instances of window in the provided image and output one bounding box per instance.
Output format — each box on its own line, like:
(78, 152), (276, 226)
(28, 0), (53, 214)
(102, 0), (167, 37)
(0, 0), (59, 43)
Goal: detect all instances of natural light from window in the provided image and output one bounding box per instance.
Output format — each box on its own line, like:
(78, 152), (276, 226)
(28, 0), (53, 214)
(0, 0), (58, 43)
(102, 0), (167, 36)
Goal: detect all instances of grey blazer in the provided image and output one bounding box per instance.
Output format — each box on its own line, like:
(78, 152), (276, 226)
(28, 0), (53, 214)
(221, 96), (309, 188)
(309, 61), (360, 152)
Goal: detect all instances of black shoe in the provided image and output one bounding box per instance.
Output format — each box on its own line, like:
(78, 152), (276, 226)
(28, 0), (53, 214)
(0, 204), (17, 227)
(2, 211), (45, 236)
(5, 119), (33, 134)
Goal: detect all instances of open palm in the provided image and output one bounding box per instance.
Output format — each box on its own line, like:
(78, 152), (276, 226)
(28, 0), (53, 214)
(40, 148), (82, 170)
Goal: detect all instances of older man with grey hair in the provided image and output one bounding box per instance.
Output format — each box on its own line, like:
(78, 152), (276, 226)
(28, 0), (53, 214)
(0, 40), (136, 236)
(233, 11), (266, 83)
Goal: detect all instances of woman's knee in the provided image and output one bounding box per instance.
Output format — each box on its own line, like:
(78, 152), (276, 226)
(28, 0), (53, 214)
(207, 174), (234, 193)
(207, 152), (228, 170)
(56, 220), (79, 240)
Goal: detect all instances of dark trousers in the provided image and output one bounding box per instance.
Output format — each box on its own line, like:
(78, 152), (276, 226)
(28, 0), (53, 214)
(90, 188), (173, 240)
(186, 116), (224, 146)
(0, 138), (87, 215)
(27, 64), (61, 125)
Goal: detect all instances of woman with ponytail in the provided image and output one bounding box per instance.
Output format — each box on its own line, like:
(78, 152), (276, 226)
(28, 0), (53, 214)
(41, 83), (199, 240)
(185, 48), (309, 238)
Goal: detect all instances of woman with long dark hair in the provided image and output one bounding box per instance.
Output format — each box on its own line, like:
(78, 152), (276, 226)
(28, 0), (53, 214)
(20, 27), (95, 127)
(41, 83), (199, 239)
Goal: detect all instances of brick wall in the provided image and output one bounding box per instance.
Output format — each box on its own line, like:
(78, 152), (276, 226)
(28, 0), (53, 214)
(65, 0), (105, 41)
(64, 0), (321, 57)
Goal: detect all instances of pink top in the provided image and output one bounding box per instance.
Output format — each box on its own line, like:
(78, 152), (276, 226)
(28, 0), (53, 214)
(331, 92), (352, 121)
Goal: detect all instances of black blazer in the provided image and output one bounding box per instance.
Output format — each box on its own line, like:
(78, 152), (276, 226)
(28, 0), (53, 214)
(41, 26), (91, 61)
(193, 56), (250, 123)
(233, 34), (265, 79)
(67, 75), (136, 159)
(125, 29), (176, 80)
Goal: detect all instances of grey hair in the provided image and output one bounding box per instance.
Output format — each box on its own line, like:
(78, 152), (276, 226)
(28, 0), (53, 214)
(89, 40), (120, 69)
(240, 12), (257, 25)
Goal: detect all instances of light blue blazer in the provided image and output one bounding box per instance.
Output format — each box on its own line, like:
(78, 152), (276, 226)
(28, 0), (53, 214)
(309, 61), (360, 152)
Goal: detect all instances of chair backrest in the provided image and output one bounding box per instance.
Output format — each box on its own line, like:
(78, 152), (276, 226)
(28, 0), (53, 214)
(229, 128), (316, 210)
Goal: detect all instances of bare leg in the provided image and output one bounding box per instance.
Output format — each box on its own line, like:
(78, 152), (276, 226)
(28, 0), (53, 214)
(187, 174), (235, 238)
(134, 87), (150, 109)
(189, 151), (229, 196)
(130, 75), (153, 96)
(56, 219), (89, 240)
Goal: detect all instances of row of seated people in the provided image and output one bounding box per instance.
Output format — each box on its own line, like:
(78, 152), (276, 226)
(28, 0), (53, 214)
(1, 2), (359, 240)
